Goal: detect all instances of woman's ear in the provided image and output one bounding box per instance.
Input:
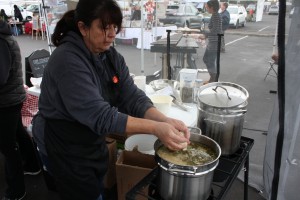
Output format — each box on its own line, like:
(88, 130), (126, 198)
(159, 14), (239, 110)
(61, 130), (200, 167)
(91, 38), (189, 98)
(78, 21), (88, 37)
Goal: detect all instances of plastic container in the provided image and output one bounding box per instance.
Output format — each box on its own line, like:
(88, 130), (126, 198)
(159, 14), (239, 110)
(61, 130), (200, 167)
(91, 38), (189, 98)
(193, 79), (203, 103)
(149, 95), (173, 115)
(181, 80), (193, 103)
(179, 69), (197, 89)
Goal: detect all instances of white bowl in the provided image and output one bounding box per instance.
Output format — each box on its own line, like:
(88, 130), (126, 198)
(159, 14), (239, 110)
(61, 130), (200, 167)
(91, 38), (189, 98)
(149, 95), (173, 115)
(125, 134), (158, 155)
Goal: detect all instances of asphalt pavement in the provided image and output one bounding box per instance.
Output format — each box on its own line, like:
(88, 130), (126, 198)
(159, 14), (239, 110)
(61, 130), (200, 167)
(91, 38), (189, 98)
(0, 13), (284, 200)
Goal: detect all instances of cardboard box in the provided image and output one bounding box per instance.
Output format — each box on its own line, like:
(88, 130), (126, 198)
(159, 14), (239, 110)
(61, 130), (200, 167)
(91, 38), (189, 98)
(116, 150), (157, 200)
(103, 137), (117, 189)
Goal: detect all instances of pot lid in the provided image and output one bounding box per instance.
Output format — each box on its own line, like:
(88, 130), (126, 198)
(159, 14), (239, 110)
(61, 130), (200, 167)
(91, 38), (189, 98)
(198, 82), (249, 108)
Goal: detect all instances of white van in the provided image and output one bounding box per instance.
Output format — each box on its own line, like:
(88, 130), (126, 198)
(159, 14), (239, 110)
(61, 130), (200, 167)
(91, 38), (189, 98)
(227, 5), (247, 29)
(0, 3), (33, 21)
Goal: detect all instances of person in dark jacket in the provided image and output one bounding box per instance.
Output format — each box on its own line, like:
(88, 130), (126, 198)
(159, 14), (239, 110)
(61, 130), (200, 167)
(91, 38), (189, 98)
(220, 2), (230, 52)
(0, 19), (40, 200)
(0, 9), (9, 22)
(202, 0), (222, 83)
(34, 0), (190, 199)
(13, 5), (23, 22)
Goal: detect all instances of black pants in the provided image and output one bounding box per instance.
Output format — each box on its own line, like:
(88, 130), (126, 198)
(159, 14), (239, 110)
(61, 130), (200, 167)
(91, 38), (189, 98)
(0, 104), (39, 198)
(221, 33), (226, 51)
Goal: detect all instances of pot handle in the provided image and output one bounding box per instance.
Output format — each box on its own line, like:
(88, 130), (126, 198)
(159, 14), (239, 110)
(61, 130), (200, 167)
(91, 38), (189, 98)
(158, 162), (218, 175)
(227, 109), (247, 114)
(212, 86), (231, 100)
(204, 118), (226, 124)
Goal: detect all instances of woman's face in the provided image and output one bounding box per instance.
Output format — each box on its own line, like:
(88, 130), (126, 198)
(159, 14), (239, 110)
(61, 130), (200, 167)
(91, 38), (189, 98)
(79, 19), (117, 54)
(206, 4), (214, 14)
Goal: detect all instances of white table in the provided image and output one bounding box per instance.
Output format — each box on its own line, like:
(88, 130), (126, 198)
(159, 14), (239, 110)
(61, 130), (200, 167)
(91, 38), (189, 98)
(27, 85), (198, 127)
(166, 103), (198, 127)
(146, 85), (198, 127)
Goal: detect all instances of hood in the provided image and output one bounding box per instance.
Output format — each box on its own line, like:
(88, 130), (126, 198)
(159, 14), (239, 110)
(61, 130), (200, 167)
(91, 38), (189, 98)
(0, 20), (12, 35)
(60, 31), (92, 59)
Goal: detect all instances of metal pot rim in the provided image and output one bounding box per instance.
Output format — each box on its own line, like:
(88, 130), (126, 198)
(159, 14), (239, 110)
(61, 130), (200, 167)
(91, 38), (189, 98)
(154, 134), (221, 173)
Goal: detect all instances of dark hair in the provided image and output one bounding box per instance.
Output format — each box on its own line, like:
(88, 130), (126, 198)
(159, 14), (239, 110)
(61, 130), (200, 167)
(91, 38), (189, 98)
(223, 2), (228, 9)
(207, 0), (219, 12)
(51, 0), (123, 47)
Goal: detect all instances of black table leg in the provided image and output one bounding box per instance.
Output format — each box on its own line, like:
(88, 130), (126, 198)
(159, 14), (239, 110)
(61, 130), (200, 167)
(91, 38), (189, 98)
(244, 154), (249, 200)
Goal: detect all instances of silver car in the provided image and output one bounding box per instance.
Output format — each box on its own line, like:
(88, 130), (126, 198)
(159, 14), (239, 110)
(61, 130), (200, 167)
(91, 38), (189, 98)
(268, 5), (279, 15)
(159, 3), (203, 29)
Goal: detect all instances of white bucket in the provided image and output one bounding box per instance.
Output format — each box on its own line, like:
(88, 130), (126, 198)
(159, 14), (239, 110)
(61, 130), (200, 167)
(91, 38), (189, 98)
(125, 134), (158, 155)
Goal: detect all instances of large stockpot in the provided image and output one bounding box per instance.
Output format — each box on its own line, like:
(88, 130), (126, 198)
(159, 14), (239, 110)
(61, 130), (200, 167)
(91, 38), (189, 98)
(154, 127), (221, 200)
(196, 82), (249, 155)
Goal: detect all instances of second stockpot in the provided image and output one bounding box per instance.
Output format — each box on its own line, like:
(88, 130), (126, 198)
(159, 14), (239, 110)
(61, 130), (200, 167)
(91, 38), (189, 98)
(196, 82), (249, 155)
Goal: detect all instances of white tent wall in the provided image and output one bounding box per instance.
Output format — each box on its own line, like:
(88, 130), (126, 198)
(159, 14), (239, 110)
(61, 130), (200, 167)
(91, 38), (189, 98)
(263, 2), (300, 200)
(256, 0), (265, 21)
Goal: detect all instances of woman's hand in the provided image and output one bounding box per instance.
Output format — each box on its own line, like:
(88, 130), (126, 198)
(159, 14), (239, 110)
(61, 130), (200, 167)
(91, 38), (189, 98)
(164, 117), (190, 139)
(153, 121), (190, 151)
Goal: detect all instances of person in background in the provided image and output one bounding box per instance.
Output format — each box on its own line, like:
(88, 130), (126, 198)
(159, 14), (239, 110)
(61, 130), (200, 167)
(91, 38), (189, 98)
(202, 0), (222, 83)
(249, 8), (254, 22)
(0, 9), (9, 22)
(144, 0), (155, 28)
(220, 2), (230, 53)
(131, 1), (141, 20)
(0, 19), (41, 200)
(13, 5), (23, 22)
(34, 0), (190, 199)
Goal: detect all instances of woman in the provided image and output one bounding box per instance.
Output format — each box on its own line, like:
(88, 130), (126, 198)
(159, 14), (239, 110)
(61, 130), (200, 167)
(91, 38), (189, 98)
(203, 0), (222, 83)
(0, 19), (40, 200)
(36, 0), (190, 199)
(13, 5), (23, 22)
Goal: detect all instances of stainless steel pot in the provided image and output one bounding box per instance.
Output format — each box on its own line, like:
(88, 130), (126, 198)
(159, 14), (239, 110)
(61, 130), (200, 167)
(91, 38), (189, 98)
(196, 82), (249, 155)
(154, 127), (221, 200)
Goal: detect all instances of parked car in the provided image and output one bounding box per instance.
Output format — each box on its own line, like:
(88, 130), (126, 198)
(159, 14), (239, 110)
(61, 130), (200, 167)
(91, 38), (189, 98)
(268, 5), (279, 15)
(26, 4), (40, 13)
(165, 4), (179, 15)
(227, 5), (247, 29)
(159, 3), (203, 30)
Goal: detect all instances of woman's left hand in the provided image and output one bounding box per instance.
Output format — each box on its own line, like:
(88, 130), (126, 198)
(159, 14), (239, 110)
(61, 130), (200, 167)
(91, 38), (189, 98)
(164, 117), (190, 140)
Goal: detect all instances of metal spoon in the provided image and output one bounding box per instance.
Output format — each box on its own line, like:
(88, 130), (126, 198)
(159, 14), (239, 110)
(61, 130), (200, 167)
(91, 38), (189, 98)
(170, 95), (188, 111)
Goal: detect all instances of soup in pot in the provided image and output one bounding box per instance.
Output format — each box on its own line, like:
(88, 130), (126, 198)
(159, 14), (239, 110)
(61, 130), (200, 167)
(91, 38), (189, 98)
(157, 142), (217, 166)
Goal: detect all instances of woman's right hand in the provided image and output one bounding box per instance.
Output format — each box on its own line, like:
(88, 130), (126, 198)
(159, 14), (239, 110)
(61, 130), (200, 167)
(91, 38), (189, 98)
(153, 122), (190, 151)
